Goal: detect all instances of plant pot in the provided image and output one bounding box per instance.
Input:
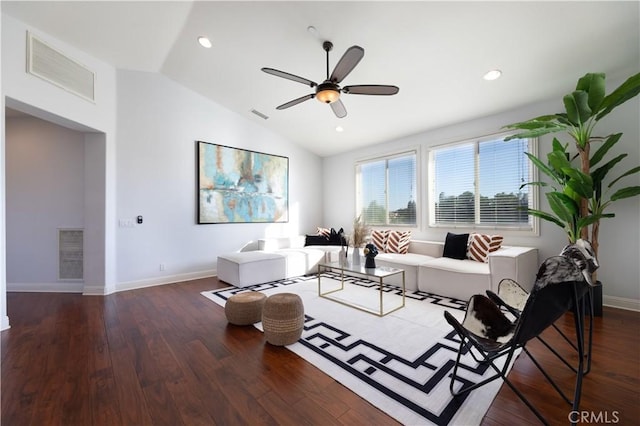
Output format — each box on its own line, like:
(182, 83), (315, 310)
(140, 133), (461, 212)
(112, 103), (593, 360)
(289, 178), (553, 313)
(592, 281), (603, 317)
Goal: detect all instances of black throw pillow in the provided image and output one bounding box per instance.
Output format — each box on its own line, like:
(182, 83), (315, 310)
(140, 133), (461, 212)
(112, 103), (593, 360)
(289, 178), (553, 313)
(328, 227), (346, 246)
(443, 232), (469, 260)
(305, 234), (329, 246)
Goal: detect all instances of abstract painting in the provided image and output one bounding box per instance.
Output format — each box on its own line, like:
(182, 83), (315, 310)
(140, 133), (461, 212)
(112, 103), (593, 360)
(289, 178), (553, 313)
(197, 141), (289, 224)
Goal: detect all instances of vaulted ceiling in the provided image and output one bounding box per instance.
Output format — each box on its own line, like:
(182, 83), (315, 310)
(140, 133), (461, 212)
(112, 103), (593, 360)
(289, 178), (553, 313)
(3, 1), (639, 156)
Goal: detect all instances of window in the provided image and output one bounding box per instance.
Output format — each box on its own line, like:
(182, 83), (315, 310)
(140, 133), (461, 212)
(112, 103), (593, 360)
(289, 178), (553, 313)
(356, 150), (417, 226)
(429, 134), (536, 231)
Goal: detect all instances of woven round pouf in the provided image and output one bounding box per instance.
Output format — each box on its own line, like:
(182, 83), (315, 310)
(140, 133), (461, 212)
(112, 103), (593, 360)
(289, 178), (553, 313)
(262, 293), (305, 346)
(225, 291), (267, 325)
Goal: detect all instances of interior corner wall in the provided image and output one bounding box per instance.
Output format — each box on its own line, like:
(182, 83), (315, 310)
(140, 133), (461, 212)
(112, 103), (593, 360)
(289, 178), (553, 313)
(115, 70), (323, 288)
(323, 92), (640, 303)
(5, 117), (85, 290)
(2, 14), (117, 300)
(0, 13), (8, 330)
(83, 132), (110, 295)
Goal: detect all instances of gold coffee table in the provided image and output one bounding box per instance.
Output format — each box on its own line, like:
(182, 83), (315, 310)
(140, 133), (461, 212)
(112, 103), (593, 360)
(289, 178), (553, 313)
(317, 262), (405, 317)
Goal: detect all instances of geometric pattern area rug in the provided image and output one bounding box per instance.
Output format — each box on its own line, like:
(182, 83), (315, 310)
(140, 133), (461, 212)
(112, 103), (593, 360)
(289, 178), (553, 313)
(201, 271), (517, 425)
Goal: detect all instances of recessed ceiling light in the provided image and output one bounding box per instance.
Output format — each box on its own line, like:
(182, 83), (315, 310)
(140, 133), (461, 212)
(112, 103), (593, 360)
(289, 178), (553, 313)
(335, 126), (344, 132)
(483, 69), (502, 81)
(198, 36), (212, 49)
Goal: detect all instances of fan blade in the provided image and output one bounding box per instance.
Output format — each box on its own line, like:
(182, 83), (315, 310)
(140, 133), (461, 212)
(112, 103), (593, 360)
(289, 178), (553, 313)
(262, 68), (317, 87)
(343, 85), (399, 95)
(276, 94), (314, 110)
(330, 99), (347, 118)
(329, 46), (364, 83)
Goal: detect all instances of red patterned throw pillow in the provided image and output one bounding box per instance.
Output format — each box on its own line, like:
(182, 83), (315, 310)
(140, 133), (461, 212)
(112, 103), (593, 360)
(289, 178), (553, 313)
(467, 233), (504, 263)
(387, 231), (411, 254)
(316, 227), (331, 238)
(370, 229), (390, 252)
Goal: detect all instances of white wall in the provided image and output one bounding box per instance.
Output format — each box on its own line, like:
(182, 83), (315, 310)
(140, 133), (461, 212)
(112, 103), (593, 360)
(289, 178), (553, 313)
(1, 15), (116, 133)
(83, 132), (109, 294)
(0, 10), (7, 330)
(1, 13), (323, 305)
(115, 70), (323, 289)
(5, 117), (85, 290)
(323, 90), (640, 305)
(591, 95), (640, 304)
(1, 14), (117, 308)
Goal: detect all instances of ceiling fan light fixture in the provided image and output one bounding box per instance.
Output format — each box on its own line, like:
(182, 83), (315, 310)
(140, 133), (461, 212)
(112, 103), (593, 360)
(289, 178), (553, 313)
(261, 40), (398, 117)
(316, 81), (340, 103)
(316, 89), (340, 104)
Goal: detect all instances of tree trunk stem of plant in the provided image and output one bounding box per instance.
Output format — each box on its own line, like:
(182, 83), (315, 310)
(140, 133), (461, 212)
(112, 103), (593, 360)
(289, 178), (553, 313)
(579, 144), (590, 241)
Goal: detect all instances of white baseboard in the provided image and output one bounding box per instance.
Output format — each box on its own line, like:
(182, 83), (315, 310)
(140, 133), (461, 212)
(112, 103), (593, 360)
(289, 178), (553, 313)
(115, 269), (216, 293)
(82, 283), (112, 296)
(603, 295), (640, 312)
(7, 281), (84, 293)
(1, 315), (10, 331)
(7, 270), (217, 296)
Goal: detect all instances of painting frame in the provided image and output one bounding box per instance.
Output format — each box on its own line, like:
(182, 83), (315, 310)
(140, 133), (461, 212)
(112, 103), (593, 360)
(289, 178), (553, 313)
(197, 141), (289, 224)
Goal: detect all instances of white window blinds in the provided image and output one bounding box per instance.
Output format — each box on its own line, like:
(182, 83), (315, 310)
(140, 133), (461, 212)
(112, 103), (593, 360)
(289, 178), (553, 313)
(357, 151), (417, 226)
(430, 136), (533, 229)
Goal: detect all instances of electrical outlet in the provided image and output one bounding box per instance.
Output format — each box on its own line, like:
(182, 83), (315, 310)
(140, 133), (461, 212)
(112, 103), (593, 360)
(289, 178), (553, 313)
(159, 263), (165, 271)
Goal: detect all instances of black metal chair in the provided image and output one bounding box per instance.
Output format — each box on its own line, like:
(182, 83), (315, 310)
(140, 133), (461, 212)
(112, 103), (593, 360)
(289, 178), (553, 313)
(487, 277), (594, 376)
(444, 256), (591, 425)
(487, 239), (598, 375)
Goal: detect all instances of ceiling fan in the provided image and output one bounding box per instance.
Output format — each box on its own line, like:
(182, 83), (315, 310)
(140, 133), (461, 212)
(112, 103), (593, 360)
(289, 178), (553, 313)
(261, 41), (399, 118)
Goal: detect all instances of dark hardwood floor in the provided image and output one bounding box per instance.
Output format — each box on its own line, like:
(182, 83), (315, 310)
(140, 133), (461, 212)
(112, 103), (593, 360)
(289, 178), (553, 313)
(2, 277), (638, 425)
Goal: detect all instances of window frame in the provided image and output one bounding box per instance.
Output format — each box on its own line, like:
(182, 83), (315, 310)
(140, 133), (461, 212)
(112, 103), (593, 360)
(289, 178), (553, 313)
(427, 132), (539, 235)
(355, 148), (420, 229)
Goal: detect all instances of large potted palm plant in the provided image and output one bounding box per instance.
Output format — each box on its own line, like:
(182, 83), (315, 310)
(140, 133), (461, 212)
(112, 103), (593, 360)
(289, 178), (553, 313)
(504, 72), (640, 314)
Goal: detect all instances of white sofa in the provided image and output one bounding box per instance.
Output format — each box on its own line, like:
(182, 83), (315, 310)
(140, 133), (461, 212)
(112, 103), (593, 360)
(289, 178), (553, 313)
(217, 236), (538, 301)
(374, 240), (538, 300)
(217, 236), (344, 287)
(258, 235), (343, 275)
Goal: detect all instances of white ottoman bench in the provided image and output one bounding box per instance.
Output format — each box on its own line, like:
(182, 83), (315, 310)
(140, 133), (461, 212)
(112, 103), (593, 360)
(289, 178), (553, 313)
(217, 251), (286, 288)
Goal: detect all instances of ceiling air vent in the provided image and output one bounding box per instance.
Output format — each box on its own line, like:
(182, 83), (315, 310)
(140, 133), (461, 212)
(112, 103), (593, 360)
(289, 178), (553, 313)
(251, 109), (269, 120)
(59, 228), (84, 281)
(27, 31), (95, 102)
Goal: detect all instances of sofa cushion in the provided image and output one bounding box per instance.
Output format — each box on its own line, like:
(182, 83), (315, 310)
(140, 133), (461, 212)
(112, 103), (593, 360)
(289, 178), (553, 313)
(217, 251), (286, 288)
(371, 229), (390, 252)
(443, 232), (469, 260)
(310, 227), (345, 245)
(259, 237), (292, 251)
(468, 233), (504, 263)
(375, 252), (435, 291)
(317, 227), (331, 238)
(328, 227), (347, 246)
(305, 234), (329, 246)
(387, 230), (411, 254)
(377, 252), (434, 266)
(422, 257), (490, 274)
(274, 248), (326, 276)
(418, 258), (492, 301)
